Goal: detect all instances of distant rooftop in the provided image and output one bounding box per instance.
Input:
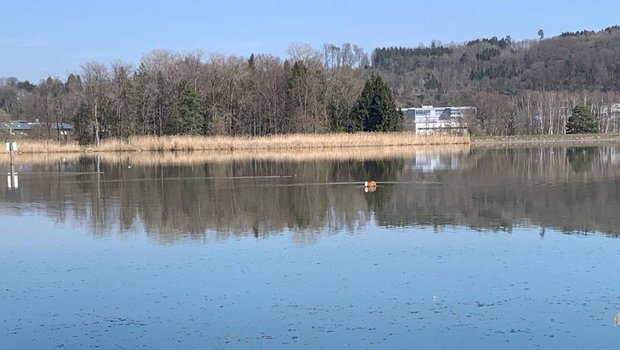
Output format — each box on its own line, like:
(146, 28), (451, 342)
(0, 121), (74, 131)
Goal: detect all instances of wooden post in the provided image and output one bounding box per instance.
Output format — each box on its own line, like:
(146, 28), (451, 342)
(6, 141), (17, 189)
(9, 141), (14, 167)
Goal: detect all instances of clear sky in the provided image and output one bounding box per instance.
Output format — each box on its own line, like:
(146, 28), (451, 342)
(1, 0), (619, 82)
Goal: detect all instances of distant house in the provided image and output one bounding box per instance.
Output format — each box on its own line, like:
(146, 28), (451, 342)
(0, 121), (74, 136)
(401, 105), (475, 135)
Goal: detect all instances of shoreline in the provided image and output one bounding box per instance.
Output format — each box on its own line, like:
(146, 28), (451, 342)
(1, 134), (619, 160)
(99, 144), (471, 163)
(0, 133), (469, 155)
(0, 145), (472, 166)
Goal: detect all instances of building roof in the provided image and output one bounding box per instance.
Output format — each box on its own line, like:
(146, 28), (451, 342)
(0, 121), (74, 131)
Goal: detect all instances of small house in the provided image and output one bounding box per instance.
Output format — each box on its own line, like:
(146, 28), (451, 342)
(0, 121), (74, 136)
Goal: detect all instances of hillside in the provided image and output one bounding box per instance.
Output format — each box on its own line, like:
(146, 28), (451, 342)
(374, 26), (620, 106)
(1, 26), (620, 138)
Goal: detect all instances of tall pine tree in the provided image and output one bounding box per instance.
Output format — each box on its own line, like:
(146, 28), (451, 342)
(179, 81), (204, 135)
(566, 105), (597, 134)
(73, 102), (92, 145)
(352, 73), (403, 132)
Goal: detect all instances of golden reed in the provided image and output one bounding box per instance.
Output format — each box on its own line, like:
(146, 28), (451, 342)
(0, 145), (471, 166)
(0, 133), (470, 154)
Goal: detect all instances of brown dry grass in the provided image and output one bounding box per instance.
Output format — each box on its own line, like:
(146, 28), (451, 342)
(0, 145), (471, 166)
(94, 133), (470, 152)
(0, 133), (470, 154)
(99, 145), (471, 165)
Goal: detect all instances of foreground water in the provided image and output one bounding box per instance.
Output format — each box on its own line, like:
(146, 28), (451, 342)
(1, 146), (620, 349)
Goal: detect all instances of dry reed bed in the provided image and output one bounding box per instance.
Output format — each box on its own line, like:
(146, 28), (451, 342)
(0, 145), (471, 166)
(94, 133), (470, 152)
(98, 145), (471, 165)
(0, 133), (470, 155)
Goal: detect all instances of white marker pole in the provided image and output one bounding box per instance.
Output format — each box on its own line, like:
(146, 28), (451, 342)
(6, 141), (17, 189)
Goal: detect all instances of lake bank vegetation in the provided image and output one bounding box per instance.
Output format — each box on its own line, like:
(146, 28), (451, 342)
(2, 26), (620, 143)
(0, 144), (471, 166)
(0, 133), (470, 154)
(3, 132), (618, 157)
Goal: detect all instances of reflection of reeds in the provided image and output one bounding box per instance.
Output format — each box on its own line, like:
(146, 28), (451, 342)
(473, 134), (620, 148)
(0, 133), (470, 154)
(0, 153), (82, 165)
(0, 140), (82, 154)
(0, 145), (471, 165)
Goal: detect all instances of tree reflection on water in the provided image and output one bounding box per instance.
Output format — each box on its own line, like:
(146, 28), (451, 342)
(1, 146), (620, 244)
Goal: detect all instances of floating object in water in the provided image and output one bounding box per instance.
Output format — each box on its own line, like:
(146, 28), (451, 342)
(364, 180), (377, 193)
(614, 313), (620, 326)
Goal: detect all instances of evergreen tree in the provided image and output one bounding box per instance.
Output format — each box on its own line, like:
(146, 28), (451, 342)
(247, 53), (256, 70)
(566, 105), (597, 134)
(288, 61), (308, 110)
(16, 80), (35, 92)
(65, 73), (82, 92)
(73, 102), (92, 145)
(352, 73), (403, 132)
(179, 81), (204, 135)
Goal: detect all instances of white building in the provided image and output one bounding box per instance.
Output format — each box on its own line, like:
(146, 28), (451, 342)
(401, 105), (475, 135)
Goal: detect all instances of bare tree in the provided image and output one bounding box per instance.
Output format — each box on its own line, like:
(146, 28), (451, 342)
(81, 62), (110, 145)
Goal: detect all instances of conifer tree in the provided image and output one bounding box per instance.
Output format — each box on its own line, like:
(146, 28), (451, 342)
(352, 73), (403, 132)
(179, 81), (204, 135)
(566, 105), (597, 134)
(73, 102), (92, 145)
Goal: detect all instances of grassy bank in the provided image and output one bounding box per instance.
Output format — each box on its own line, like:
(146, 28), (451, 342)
(3, 133), (617, 157)
(0, 133), (470, 154)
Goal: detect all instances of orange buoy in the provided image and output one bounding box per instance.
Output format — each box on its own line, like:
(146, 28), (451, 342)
(364, 180), (377, 192)
(364, 180), (377, 187)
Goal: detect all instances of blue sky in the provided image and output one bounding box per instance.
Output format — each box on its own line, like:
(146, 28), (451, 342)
(1, 0), (619, 81)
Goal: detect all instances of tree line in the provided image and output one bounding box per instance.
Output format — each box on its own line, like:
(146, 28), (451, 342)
(2, 26), (620, 141)
(375, 26), (620, 135)
(1, 43), (403, 144)
(374, 26), (620, 95)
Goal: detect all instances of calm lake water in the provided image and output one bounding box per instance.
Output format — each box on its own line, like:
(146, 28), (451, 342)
(1, 146), (620, 349)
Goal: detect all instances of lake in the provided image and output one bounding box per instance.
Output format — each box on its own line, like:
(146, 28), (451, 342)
(1, 146), (620, 349)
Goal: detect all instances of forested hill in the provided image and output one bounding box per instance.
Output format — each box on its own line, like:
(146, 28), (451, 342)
(2, 26), (620, 139)
(374, 26), (620, 106)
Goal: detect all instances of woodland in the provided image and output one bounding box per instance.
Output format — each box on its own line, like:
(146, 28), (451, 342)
(2, 26), (620, 143)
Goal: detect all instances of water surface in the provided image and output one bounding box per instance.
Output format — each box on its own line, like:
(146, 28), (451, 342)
(1, 146), (620, 349)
